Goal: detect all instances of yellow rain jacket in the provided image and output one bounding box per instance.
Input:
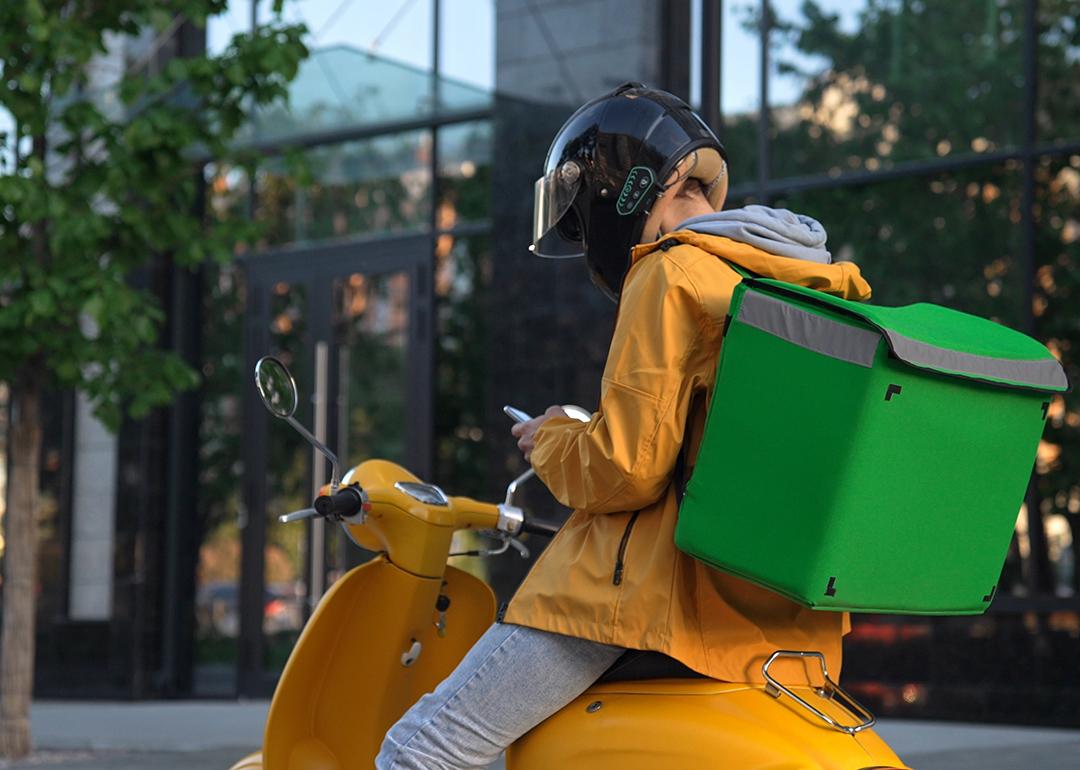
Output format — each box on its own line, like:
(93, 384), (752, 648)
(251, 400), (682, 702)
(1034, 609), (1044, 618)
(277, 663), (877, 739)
(502, 229), (873, 685)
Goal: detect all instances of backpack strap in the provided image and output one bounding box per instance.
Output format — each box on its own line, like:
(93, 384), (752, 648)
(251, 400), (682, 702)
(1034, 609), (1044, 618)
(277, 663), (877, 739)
(674, 435), (690, 507)
(673, 255), (754, 507)
(720, 258), (755, 280)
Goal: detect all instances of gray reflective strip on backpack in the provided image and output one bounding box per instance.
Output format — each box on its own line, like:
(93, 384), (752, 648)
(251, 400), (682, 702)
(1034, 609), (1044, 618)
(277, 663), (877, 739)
(735, 290), (880, 368)
(738, 289), (1069, 390)
(885, 331), (1069, 390)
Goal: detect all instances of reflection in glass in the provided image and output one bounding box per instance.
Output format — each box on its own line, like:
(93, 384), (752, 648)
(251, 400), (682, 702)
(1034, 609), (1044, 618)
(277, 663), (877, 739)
(34, 396), (66, 628)
(205, 162), (252, 256)
(1034, 154), (1080, 597)
(778, 165), (1026, 325)
(438, 0), (494, 97)
(719, 0), (761, 185)
(270, 0), (433, 73)
(262, 282), (310, 673)
(254, 131), (433, 248)
(249, 46), (489, 145)
(437, 121), (493, 228)
(1038, 2), (1080, 144)
(434, 235), (491, 502)
(333, 272), (410, 468)
(194, 263), (247, 695)
(0, 385), (5, 564)
(325, 271), (411, 588)
(767, 0), (1024, 179)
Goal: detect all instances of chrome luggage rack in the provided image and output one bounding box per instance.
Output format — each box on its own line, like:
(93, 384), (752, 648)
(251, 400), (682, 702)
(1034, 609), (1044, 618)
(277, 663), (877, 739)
(762, 650), (877, 735)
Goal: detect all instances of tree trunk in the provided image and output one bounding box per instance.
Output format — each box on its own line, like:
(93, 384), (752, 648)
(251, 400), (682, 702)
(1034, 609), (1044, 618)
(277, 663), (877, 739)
(0, 372), (42, 758)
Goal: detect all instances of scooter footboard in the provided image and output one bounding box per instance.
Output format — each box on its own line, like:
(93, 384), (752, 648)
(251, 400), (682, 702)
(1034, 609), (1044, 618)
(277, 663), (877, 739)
(262, 557), (496, 770)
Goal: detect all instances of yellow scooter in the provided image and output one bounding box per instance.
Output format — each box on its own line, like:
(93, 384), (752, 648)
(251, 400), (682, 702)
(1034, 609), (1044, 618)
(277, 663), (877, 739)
(230, 356), (910, 770)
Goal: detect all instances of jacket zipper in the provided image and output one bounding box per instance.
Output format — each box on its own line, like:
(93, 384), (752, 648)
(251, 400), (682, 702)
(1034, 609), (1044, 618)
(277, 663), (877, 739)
(612, 511), (641, 586)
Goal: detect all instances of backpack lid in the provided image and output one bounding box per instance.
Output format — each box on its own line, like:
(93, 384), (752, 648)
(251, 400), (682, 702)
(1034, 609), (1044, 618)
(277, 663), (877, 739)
(740, 278), (1070, 393)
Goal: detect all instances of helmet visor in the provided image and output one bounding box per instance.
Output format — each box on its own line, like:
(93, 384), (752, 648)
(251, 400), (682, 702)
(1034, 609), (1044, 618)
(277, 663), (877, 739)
(531, 162), (585, 259)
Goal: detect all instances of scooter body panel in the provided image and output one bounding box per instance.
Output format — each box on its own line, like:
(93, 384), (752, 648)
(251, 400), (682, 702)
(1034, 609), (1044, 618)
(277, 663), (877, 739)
(259, 556), (495, 770)
(506, 679), (909, 770)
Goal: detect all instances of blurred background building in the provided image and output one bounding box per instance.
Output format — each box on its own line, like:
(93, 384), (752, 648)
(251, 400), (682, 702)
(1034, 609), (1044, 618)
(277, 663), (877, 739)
(1, 0), (1078, 728)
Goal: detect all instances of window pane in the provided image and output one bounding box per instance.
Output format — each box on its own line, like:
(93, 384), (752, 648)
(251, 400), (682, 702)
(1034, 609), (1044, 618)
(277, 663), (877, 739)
(768, 0), (1025, 179)
(254, 131), (433, 248)
(437, 121), (493, 227)
(271, 0), (433, 72)
(194, 261), (246, 695)
(262, 280), (310, 673)
(844, 610), (1080, 725)
(333, 272), (411, 467)
(250, 48), (439, 143)
(247, 0), (436, 143)
(434, 234), (492, 579)
(1034, 153), (1080, 598)
(690, 0), (702, 109)
(324, 270), (414, 588)
(1038, 1), (1080, 145)
(252, 155), (298, 247)
(722, 0), (762, 186)
(439, 0), (494, 111)
(205, 162), (251, 238)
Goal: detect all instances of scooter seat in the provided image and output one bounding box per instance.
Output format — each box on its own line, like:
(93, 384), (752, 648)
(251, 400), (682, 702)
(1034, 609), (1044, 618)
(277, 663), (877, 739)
(594, 649), (708, 684)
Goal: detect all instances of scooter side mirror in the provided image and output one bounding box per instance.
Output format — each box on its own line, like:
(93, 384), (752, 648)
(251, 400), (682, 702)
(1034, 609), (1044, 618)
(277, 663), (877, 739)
(255, 356), (299, 419)
(254, 354), (343, 490)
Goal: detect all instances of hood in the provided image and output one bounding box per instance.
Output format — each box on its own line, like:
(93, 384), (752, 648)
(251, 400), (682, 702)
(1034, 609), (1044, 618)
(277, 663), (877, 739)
(677, 205), (832, 264)
(631, 212), (872, 302)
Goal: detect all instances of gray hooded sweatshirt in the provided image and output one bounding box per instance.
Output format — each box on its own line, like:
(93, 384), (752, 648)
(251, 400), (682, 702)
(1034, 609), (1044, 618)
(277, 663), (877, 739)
(675, 205), (832, 264)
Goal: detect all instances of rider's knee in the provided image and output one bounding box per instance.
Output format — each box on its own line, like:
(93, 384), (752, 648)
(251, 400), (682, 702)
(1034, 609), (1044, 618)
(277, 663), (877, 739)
(375, 734), (454, 770)
(374, 735), (415, 770)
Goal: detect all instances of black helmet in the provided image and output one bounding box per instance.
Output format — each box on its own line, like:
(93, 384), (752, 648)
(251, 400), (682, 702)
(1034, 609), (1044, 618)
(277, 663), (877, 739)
(531, 82), (728, 300)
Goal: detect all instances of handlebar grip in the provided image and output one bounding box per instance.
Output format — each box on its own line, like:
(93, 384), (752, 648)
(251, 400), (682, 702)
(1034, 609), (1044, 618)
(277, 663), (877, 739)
(314, 486), (365, 519)
(520, 518), (561, 537)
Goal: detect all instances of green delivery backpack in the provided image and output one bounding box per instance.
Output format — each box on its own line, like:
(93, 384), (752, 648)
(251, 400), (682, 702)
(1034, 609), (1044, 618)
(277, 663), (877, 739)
(674, 268), (1070, 615)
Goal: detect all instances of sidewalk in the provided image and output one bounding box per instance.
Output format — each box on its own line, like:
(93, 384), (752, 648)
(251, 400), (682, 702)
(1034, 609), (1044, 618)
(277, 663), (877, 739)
(0, 700), (1077, 769)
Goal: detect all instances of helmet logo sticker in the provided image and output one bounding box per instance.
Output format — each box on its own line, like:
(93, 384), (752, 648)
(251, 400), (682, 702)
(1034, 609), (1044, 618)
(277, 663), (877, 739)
(616, 166), (656, 216)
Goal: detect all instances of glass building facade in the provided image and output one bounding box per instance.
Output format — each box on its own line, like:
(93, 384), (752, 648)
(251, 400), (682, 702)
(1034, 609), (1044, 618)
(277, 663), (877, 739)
(11, 0), (1079, 727)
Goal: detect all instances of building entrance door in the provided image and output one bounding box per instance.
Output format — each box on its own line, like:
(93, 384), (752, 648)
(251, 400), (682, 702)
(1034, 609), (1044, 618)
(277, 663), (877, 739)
(238, 234), (433, 696)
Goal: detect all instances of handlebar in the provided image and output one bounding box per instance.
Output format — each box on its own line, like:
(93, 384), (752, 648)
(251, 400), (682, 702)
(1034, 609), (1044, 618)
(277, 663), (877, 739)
(314, 486), (366, 520)
(520, 518), (561, 537)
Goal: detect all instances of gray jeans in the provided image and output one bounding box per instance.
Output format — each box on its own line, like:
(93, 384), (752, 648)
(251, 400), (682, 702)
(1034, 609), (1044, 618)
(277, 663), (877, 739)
(375, 622), (624, 770)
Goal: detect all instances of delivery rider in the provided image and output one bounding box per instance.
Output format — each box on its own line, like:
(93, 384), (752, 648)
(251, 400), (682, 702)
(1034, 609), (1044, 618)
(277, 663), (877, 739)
(377, 82), (872, 770)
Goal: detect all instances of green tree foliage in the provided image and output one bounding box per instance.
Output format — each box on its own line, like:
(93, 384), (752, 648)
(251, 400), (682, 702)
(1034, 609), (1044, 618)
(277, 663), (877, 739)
(0, 0), (307, 426)
(0, 0), (308, 755)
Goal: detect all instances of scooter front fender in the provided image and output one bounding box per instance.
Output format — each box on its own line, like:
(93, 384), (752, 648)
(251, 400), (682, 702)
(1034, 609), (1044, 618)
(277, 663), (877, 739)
(257, 556), (496, 770)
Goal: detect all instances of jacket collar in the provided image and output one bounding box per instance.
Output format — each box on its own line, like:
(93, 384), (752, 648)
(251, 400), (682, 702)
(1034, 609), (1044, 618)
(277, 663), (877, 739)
(630, 229), (873, 301)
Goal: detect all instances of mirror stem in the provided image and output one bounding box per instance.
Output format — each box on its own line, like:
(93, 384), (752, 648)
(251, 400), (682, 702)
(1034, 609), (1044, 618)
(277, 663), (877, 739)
(504, 467), (536, 507)
(286, 415), (342, 489)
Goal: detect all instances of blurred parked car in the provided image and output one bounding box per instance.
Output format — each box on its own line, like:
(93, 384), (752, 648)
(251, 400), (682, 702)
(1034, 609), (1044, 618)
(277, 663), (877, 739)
(196, 581), (304, 637)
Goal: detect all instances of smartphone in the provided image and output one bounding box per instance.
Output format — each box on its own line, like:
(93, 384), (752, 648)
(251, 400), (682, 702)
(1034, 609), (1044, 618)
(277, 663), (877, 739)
(503, 405), (533, 424)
